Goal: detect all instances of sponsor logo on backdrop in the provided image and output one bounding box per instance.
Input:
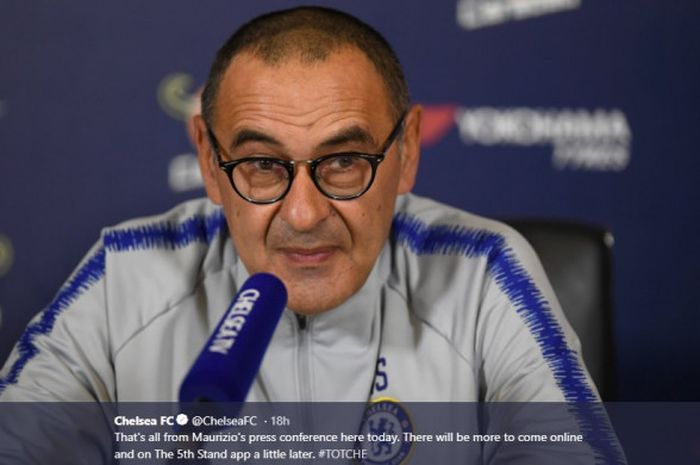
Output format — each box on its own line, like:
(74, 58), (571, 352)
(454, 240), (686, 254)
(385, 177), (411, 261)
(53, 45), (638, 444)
(157, 73), (204, 192)
(168, 153), (203, 192)
(457, 0), (581, 30)
(0, 233), (12, 327)
(157, 73), (198, 122)
(424, 105), (632, 171)
(0, 234), (13, 278)
(456, 107), (631, 170)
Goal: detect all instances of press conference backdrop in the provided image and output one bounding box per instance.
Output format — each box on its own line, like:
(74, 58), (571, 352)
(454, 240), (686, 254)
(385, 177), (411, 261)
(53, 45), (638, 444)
(1, 1), (698, 400)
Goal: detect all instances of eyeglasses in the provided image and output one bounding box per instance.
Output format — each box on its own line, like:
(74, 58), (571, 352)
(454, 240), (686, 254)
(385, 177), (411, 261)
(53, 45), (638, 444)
(206, 113), (406, 204)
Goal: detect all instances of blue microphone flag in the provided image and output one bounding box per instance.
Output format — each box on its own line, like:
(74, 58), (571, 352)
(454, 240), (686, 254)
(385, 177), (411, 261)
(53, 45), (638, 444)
(179, 273), (287, 403)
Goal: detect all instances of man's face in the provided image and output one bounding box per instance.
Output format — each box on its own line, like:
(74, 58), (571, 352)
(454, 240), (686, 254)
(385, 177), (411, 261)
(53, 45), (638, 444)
(195, 48), (420, 314)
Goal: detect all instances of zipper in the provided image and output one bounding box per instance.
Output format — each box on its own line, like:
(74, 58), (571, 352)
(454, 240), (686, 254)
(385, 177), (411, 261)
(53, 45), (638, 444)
(296, 313), (312, 400)
(295, 312), (314, 458)
(295, 313), (307, 330)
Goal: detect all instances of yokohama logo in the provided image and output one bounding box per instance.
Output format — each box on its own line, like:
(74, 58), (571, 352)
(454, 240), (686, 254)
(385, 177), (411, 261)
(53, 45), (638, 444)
(421, 105), (632, 172)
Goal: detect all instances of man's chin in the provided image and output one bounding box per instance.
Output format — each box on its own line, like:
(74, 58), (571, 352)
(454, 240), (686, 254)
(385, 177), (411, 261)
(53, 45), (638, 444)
(283, 276), (357, 316)
(261, 257), (369, 315)
(286, 291), (345, 316)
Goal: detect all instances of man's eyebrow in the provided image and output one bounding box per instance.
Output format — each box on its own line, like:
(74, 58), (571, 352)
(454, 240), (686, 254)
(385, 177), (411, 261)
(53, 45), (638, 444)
(317, 126), (377, 151)
(230, 129), (283, 151)
(228, 125), (377, 152)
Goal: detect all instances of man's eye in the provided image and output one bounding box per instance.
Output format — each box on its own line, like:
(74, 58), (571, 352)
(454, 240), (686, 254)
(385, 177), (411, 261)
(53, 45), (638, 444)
(253, 159), (277, 171)
(330, 155), (358, 170)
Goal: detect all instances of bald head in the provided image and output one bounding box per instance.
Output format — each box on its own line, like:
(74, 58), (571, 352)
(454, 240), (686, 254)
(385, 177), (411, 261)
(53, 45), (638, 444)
(201, 6), (410, 126)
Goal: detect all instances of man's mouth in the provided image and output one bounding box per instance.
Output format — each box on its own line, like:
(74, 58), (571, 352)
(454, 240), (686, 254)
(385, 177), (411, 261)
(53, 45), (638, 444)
(279, 247), (337, 266)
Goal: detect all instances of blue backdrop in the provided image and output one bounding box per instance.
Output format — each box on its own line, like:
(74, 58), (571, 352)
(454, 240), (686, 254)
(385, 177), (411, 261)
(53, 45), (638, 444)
(1, 0), (698, 400)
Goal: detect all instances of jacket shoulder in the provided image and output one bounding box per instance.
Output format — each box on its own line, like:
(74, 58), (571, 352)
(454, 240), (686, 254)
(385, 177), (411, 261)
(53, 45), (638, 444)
(390, 194), (534, 294)
(389, 193), (550, 347)
(99, 198), (231, 351)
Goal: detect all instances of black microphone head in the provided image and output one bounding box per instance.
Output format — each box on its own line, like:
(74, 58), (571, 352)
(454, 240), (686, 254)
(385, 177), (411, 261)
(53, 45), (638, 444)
(179, 273), (287, 403)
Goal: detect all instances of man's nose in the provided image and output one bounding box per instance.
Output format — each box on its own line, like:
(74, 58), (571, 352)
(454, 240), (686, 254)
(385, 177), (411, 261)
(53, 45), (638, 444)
(277, 166), (332, 232)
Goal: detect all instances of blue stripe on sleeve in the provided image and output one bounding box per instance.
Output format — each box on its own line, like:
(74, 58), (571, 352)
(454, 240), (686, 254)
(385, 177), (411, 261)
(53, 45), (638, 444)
(391, 213), (625, 465)
(0, 247), (106, 392)
(0, 209), (227, 394)
(103, 209), (226, 251)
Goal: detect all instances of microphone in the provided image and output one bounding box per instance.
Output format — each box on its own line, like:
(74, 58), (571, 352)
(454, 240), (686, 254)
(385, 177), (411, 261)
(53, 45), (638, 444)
(179, 272), (287, 403)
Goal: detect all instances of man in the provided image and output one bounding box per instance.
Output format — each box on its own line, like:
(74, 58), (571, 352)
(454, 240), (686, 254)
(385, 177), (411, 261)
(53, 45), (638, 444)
(1, 7), (596, 404)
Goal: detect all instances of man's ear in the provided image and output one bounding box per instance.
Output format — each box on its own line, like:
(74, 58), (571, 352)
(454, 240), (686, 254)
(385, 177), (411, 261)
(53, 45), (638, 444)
(397, 105), (422, 195)
(193, 114), (223, 205)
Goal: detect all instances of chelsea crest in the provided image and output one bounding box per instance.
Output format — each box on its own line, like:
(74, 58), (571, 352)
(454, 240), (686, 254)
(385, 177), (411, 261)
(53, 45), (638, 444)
(357, 398), (414, 465)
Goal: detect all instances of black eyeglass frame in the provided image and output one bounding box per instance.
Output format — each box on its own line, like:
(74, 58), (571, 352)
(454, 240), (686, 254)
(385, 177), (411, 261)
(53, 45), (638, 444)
(206, 112), (406, 204)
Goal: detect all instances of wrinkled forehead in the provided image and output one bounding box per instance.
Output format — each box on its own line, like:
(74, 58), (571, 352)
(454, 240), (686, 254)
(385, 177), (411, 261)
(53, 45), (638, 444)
(212, 48), (395, 125)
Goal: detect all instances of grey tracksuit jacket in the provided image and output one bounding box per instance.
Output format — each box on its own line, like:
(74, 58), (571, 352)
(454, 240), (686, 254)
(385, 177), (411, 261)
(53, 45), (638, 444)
(1, 193), (628, 464)
(1, 193), (599, 403)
